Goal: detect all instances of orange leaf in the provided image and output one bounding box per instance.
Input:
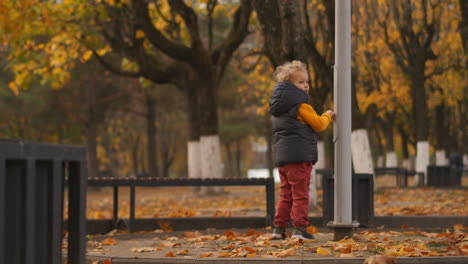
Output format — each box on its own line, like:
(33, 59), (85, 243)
(317, 247), (332, 255)
(244, 228), (258, 236)
(240, 247), (257, 253)
(165, 252), (176, 257)
(176, 249), (189, 255)
(222, 245), (235, 250)
(200, 252), (213, 258)
(247, 252), (257, 258)
(217, 252), (230, 257)
(103, 260), (112, 264)
(276, 248), (296, 258)
(224, 230), (236, 239)
(340, 246), (352, 254)
(307, 225), (318, 235)
(101, 238), (117, 245)
(184, 231), (201, 238)
(158, 221), (173, 232)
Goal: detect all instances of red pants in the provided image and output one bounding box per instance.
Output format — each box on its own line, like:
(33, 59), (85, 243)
(273, 162), (312, 228)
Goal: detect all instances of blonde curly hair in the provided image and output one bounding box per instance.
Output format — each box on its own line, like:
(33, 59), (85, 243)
(273, 60), (308, 82)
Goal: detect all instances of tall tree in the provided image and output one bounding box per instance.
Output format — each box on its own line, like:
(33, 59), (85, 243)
(4, 0), (253, 180)
(458, 0), (468, 155)
(376, 0), (442, 142)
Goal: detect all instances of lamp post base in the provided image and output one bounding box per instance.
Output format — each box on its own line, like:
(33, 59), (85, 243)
(327, 221), (360, 241)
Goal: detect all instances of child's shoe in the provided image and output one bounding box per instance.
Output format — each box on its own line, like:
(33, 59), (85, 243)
(291, 226), (314, 240)
(271, 226), (286, 240)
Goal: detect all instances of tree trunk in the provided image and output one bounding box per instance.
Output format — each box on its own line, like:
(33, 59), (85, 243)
(434, 103), (448, 151)
(235, 141), (242, 178)
(398, 125), (409, 160)
(186, 83), (202, 179)
(410, 75), (429, 141)
(224, 142), (234, 177)
(132, 135), (140, 176)
(459, 0), (468, 156)
(86, 122), (99, 178)
(146, 94), (158, 177)
(198, 75), (223, 183)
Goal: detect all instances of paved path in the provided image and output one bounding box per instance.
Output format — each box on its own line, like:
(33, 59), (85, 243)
(82, 228), (468, 264)
(85, 256), (468, 264)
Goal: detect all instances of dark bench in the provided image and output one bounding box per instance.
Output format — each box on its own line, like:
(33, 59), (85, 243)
(374, 167), (416, 187)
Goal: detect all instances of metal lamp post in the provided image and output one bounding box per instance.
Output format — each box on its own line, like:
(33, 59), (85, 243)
(327, 0), (359, 240)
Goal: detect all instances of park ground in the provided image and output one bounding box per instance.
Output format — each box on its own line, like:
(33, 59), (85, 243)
(77, 176), (468, 219)
(80, 226), (467, 261)
(63, 176), (468, 261)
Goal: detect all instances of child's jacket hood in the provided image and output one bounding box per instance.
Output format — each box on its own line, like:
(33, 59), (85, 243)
(268, 82), (309, 116)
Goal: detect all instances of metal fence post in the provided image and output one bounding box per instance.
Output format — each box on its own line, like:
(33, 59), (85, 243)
(130, 185), (136, 233)
(52, 160), (64, 264)
(25, 158), (36, 264)
(0, 158), (5, 264)
(265, 177), (275, 226)
(113, 186), (119, 228)
(67, 161), (87, 264)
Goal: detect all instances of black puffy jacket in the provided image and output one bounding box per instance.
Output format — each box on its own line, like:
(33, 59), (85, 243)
(268, 82), (318, 166)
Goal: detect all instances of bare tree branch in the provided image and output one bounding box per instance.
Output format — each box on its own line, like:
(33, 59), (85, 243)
(132, 0), (193, 63)
(212, 0), (253, 80)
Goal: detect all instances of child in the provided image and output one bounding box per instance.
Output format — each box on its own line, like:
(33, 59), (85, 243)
(268, 60), (335, 239)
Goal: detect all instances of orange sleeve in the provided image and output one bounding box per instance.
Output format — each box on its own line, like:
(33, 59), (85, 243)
(297, 103), (332, 132)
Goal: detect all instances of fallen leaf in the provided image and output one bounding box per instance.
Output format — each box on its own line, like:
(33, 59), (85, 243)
(176, 249), (189, 255)
(222, 245), (235, 250)
(165, 252), (176, 257)
(254, 240), (270, 247)
(129, 247), (157, 253)
(307, 225), (318, 235)
(276, 248), (296, 258)
(200, 252), (213, 258)
(240, 246), (257, 253)
(160, 241), (181, 248)
(184, 231), (201, 238)
(317, 247), (332, 255)
(103, 260), (112, 264)
(217, 252), (230, 257)
(224, 230), (236, 239)
(247, 252), (257, 258)
(158, 221), (173, 232)
(101, 238), (117, 245)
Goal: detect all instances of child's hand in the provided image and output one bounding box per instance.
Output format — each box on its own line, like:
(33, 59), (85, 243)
(325, 110), (336, 120)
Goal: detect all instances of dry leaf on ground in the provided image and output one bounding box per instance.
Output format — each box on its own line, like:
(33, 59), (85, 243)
(129, 247), (158, 253)
(275, 247), (297, 258)
(101, 238), (117, 245)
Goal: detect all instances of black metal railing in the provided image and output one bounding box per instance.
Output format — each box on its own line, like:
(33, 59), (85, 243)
(374, 167), (414, 187)
(86, 177), (276, 233)
(0, 140), (87, 264)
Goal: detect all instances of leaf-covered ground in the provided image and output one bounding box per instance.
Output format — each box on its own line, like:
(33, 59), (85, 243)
(80, 226), (467, 260)
(75, 176), (468, 219)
